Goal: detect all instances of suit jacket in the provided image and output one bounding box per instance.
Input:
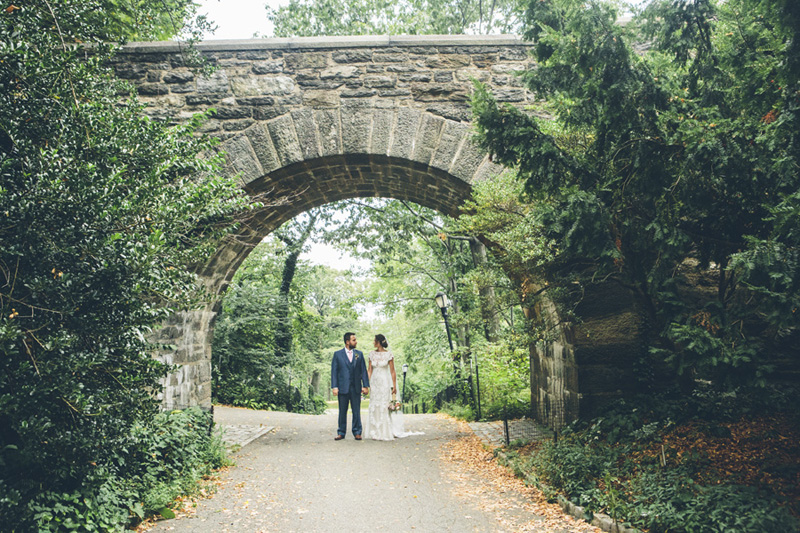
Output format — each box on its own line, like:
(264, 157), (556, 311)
(331, 348), (370, 393)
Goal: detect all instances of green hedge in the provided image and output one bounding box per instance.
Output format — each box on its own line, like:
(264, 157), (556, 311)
(506, 390), (799, 532)
(2, 408), (229, 532)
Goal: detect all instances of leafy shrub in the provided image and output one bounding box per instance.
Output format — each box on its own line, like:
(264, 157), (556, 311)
(481, 398), (532, 421)
(442, 402), (475, 421)
(214, 366), (293, 411)
(0, 3), (249, 531)
(515, 389), (800, 532)
(529, 438), (621, 507)
(3, 407), (228, 531)
(630, 473), (798, 533)
(126, 408), (229, 516)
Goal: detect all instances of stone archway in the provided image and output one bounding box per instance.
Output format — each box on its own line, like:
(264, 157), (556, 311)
(156, 106), (502, 411)
(120, 36), (647, 424)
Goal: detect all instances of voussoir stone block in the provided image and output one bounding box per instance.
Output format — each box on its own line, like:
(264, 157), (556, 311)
(473, 159), (505, 183)
(449, 135), (487, 182)
(369, 109), (395, 155)
(315, 108), (342, 156)
(267, 114), (303, 167)
(411, 113), (445, 165)
(389, 107), (422, 160)
(430, 120), (469, 172)
(243, 123), (281, 175)
(291, 108), (321, 160)
(341, 106), (373, 154)
(222, 134), (263, 186)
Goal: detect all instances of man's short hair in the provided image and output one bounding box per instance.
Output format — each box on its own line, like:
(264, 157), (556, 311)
(343, 332), (355, 344)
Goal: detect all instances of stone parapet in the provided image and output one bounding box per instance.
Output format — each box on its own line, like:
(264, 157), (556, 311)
(115, 35), (535, 133)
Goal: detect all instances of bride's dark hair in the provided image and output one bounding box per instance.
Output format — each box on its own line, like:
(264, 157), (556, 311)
(374, 334), (388, 349)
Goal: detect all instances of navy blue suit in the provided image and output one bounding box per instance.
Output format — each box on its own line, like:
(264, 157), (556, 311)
(331, 348), (370, 437)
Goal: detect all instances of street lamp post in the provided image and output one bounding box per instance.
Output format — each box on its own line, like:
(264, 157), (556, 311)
(400, 363), (408, 412)
(435, 291), (461, 404)
(434, 291), (454, 351)
(402, 363), (408, 402)
(473, 351), (482, 420)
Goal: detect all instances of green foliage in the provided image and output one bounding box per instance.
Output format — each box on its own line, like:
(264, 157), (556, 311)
(471, 0), (800, 387)
(441, 401), (475, 421)
(510, 389), (800, 532)
(629, 473), (798, 533)
(266, 0), (526, 37)
(97, 0), (212, 41)
(474, 336), (531, 405)
(0, 3), (247, 530)
(212, 238), (353, 414)
(4, 408), (228, 532)
(459, 171), (557, 288)
(126, 408), (229, 518)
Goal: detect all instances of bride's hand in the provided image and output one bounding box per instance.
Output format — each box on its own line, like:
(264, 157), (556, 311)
(391, 386), (397, 394)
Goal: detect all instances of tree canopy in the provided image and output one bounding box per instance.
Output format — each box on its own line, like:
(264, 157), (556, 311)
(471, 0), (800, 386)
(0, 1), (249, 529)
(266, 0), (526, 36)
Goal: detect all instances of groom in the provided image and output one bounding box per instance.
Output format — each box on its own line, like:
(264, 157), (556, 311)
(331, 332), (370, 440)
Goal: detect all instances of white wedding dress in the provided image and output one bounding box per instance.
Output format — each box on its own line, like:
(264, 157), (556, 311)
(366, 350), (424, 441)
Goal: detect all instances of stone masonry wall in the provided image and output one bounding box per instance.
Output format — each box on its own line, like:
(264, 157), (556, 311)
(115, 35), (536, 139)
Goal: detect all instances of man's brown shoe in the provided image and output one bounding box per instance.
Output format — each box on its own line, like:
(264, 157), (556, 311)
(334, 435), (345, 441)
(354, 434), (362, 440)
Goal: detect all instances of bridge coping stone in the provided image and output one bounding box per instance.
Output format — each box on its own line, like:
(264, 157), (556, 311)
(118, 35), (530, 54)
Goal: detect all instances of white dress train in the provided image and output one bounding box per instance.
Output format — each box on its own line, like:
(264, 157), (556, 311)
(390, 394), (424, 438)
(366, 350), (423, 440)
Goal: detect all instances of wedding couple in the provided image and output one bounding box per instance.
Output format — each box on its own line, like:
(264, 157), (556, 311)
(331, 332), (423, 441)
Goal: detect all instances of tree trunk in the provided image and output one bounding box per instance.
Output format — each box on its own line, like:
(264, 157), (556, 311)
(469, 237), (501, 343)
(274, 213), (318, 366)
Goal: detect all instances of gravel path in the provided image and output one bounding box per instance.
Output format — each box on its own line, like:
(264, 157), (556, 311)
(147, 406), (594, 533)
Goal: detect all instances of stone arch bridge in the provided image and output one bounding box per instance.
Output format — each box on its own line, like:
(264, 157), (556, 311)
(117, 35), (643, 427)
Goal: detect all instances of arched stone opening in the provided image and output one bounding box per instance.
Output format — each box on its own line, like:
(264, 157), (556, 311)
(154, 107), (644, 428)
(156, 108), (510, 411)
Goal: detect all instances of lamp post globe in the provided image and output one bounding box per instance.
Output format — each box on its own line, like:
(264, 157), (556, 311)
(434, 291), (455, 355)
(434, 291), (449, 310)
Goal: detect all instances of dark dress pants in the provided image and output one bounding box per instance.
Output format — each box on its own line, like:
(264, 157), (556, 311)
(337, 386), (362, 436)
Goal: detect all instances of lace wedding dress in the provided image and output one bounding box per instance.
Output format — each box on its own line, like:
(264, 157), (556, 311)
(366, 350), (424, 441)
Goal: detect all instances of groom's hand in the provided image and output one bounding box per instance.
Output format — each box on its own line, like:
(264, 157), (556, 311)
(361, 387), (368, 395)
(332, 388), (339, 396)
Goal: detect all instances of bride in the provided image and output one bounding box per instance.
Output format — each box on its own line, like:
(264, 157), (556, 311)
(366, 334), (423, 441)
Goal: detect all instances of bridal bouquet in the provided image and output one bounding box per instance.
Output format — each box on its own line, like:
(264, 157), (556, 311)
(389, 393), (402, 412)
